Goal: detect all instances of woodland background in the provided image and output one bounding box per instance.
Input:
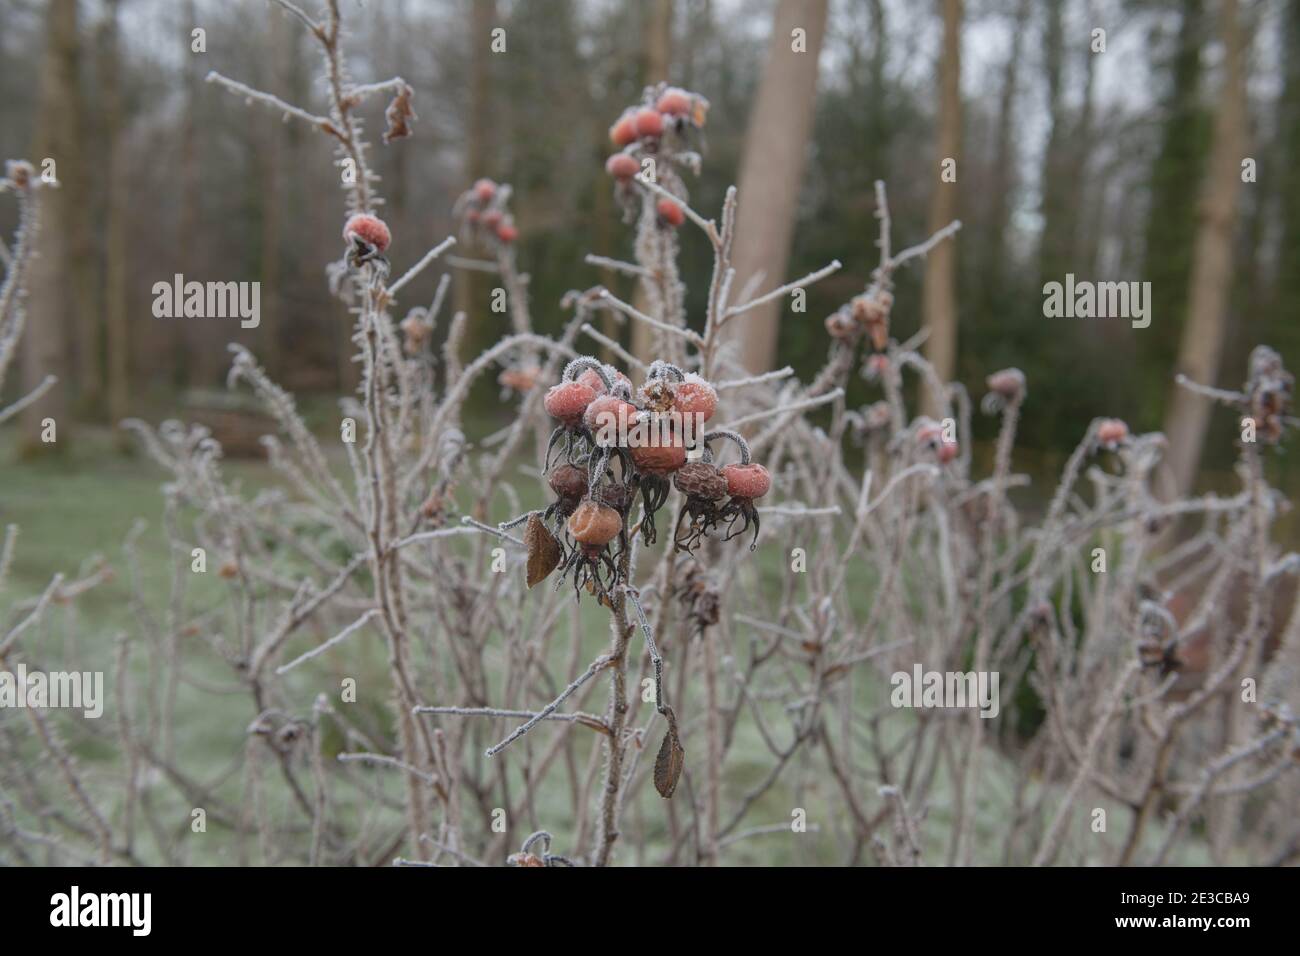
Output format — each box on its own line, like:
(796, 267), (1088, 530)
(0, 0), (1297, 515)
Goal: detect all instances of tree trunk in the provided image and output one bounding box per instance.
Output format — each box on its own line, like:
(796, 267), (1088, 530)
(630, 0), (676, 365)
(102, 0), (130, 440)
(259, 10), (284, 379)
(453, 0), (497, 361)
(1161, 0), (1249, 496)
(21, 0), (79, 453)
(980, 0), (1027, 312)
(723, 0), (829, 374)
(1141, 0), (1208, 418)
(68, 3), (100, 415)
(176, 0), (200, 389)
(920, 0), (962, 412)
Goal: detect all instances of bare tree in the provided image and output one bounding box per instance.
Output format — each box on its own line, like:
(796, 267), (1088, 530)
(20, 0), (78, 452)
(920, 0), (961, 415)
(1162, 0), (1250, 496)
(723, 0), (828, 374)
(102, 0), (129, 439)
(630, 0), (675, 365)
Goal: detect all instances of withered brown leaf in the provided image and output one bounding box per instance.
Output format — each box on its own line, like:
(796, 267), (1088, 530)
(524, 514), (561, 588)
(653, 708), (685, 799)
(382, 83), (417, 144)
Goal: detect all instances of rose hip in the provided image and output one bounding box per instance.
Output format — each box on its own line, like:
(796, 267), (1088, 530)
(721, 463), (771, 500)
(673, 376), (717, 423)
(656, 88), (692, 117)
(342, 213), (391, 253)
(544, 380), (597, 427)
(567, 500), (622, 546)
(657, 198), (685, 228)
(605, 154), (640, 180)
(633, 108), (664, 138)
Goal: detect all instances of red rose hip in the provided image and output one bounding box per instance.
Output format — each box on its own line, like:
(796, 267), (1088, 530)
(633, 108), (664, 138)
(583, 395), (638, 443)
(343, 213), (391, 253)
(657, 198), (685, 228)
(609, 111), (637, 147)
(544, 381), (597, 427)
(577, 367), (631, 397)
(605, 153), (640, 180)
(721, 463), (771, 500)
(656, 88), (692, 117)
(672, 376), (718, 423)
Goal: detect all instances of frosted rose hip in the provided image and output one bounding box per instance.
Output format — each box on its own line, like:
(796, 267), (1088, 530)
(674, 461), (727, 500)
(633, 108), (664, 138)
(721, 463), (770, 500)
(577, 367), (632, 397)
(657, 198), (685, 228)
(1097, 419), (1129, 447)
(630, 440), (687, 476)
(583, 395), (638, 442)
(672, 377), (717, 423)
(567, 500), (622, 546)
(609, 111), (637, 146)
(656, 88), (692, 117)
(473, 178), (497, 203)
(342, 213), (391, 252)
(544, 381), (597, 427)
(548, 463), (588, 501)
(986, 368), (1026, 399)
(605, 154), (640, 180)
(495, 221), (518, 243)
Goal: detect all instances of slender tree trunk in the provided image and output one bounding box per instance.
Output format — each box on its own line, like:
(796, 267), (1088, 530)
(1277, 0), (1300, 349)
(1162, 0), (1249, 496)
(630, 0), (675, 365)
(981, 0), (1027, 311)
(724, 0), (829, 374)
(1036, 0), (1066, 287)
(920, 0), (962, 412)
(21, 0), (79, 453)
(260, 11), (284, 379)
(103, 0), (130, 441)
(68, 4), (100, 415)
(177, 0), (200, 388)
(453, 0), (496, 359)
(1142, 0), (1208, 416)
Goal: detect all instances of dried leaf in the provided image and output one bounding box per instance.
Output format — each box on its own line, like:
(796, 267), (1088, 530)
(653, 708), (685, 799)
(382, 83), (417, 144)
(524, 514), (561, 588)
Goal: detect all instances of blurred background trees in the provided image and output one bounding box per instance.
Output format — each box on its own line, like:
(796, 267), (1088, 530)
(0, 0), (1294, 509)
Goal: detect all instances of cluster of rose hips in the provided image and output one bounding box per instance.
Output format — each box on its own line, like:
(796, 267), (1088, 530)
(825, 288), (896, 382)
(603, 84), (709, 228)
(1243, 345), (1293, 445)
(532, 356), (771, 599)
(454, 177), (519, 245)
